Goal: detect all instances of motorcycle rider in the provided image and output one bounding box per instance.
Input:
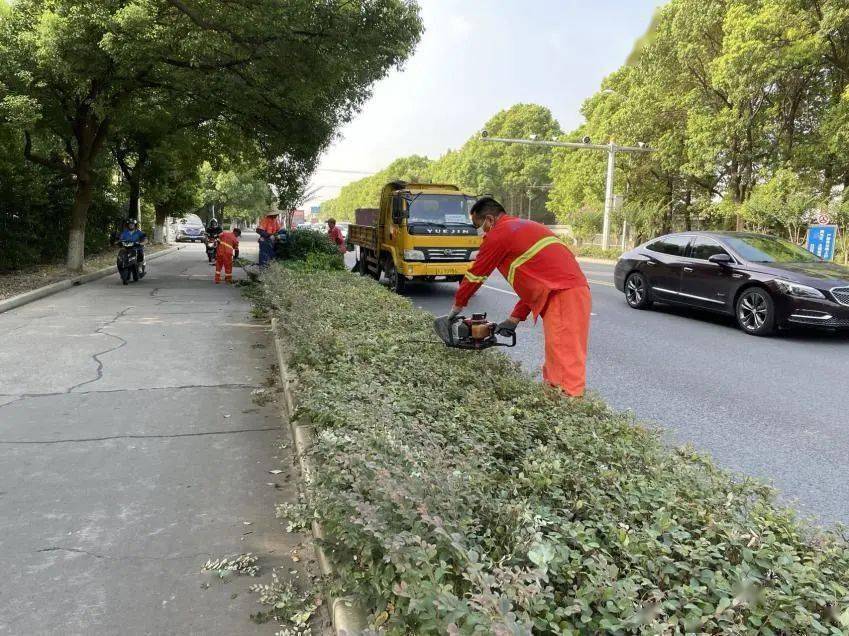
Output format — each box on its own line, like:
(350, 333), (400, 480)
(206, 218), (223, 239)
(205, 218), (222, 264)
(119, 219), (147, 266)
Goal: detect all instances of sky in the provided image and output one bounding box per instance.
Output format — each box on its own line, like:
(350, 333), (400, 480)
(306, 0), (662, 209)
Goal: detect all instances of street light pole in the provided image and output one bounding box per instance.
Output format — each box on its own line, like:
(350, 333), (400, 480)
(481, 135), (653, 250)
(603, 143), (616, 251)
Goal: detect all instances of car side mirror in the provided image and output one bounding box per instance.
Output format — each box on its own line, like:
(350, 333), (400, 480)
(391, 197), (407, 224)
(708, 253), (733, 265)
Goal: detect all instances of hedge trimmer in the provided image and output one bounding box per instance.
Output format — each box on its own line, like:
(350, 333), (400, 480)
(432, 312), (516, 351)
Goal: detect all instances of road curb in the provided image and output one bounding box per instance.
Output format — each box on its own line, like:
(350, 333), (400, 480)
(271, 317), (368, 636)
(0, 246), (183, 316)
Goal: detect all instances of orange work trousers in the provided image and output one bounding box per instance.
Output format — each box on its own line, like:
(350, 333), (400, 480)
(540, 286), (592, 397)
(214, 250), (233, 283)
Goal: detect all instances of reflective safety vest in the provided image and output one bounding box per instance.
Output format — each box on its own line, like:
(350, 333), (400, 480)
(217, 231), (239, 254)
(454, 215), (588, 320)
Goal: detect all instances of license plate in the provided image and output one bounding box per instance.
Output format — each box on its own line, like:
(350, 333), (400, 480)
(432, 267), (461, 276)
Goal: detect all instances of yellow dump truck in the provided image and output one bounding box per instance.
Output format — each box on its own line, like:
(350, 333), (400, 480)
(348, 181), (481, 292)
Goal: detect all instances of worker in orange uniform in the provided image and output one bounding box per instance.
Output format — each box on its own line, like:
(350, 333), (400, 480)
(215, 228), (242, 284)
(257, 212), (282, 266)
(449, 198), (591, 397)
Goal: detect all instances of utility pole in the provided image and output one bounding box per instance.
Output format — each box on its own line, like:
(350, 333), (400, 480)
(481, 134), (653, 250)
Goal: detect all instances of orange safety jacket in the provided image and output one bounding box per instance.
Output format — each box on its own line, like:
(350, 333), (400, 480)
(217, 231), (239, 255)
(258, 216), (281, 236)
(454, 215), (588, 321)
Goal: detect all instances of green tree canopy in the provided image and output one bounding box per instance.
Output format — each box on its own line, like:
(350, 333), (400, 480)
(0, 0), (422, 270)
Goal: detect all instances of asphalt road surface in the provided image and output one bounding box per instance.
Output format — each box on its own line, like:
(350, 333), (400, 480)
(367, 256), (849, 526)
(0, 237), (323, 635)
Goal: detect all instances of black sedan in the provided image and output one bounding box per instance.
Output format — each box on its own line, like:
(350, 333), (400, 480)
(613, 231), (849, 335)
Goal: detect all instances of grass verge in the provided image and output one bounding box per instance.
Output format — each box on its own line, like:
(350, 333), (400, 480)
(259, 262), (849, 635)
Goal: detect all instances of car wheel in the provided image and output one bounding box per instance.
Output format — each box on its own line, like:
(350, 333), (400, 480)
(625, 272), (653, 309)
(384, 258), (406, 293)
(735, 287), (775, 336)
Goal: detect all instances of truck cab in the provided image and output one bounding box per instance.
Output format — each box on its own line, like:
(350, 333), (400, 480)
(349, 181), (481, 292)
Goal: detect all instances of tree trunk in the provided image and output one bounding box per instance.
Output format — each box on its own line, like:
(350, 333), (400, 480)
(67, 176), (94, 272)
(663, 176), (674, 234)
(128, 173), (141, 220)
(153, 202), (169, 244)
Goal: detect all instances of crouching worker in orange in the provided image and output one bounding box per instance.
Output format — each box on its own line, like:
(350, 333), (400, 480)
(214, 228), (241, 284)
(449, 198), (592, 397)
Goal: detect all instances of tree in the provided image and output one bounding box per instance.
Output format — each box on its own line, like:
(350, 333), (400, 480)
(199, 162), (273, 223)
(321, 155), (433, 218)
(0, 0), (422, 270)
(546, 0), (849, 240)
(444, 104), (562, 217)
(741, 167), (818, 242)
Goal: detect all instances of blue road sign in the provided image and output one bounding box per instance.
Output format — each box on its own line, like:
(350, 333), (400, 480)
(806, 225), (838, 261)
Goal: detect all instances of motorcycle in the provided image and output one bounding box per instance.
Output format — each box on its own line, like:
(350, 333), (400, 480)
(205, 236), (219, 264)
(117, 241), (146, 285)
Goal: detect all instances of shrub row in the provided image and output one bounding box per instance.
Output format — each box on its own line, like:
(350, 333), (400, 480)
(261, 264), (849, 635)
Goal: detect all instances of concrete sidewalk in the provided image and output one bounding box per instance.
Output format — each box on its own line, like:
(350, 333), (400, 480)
(0, 241), (323, 634)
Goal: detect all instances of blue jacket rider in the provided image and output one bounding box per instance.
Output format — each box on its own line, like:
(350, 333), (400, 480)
(120, 219), (146, 261)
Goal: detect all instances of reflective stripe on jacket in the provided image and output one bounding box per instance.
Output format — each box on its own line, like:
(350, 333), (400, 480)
(217, 231), (239, 254)
(453, 215), (588, 320)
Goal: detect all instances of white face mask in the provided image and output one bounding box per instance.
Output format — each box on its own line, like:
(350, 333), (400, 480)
(476, 225), (486, 237)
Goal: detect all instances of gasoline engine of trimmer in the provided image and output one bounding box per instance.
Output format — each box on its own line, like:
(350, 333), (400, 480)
(433, 312), (517, 351)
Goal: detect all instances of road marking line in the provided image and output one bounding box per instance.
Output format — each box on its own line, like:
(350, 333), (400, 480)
(483, 284), (518, 296)
(588, 279), (615, 288)
(481, 285), (602, 318)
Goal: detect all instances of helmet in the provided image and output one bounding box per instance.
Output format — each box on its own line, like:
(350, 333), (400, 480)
(209, 218), (219, 227)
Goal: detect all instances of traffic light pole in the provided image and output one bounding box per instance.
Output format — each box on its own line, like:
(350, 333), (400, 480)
(481, 136), (653, 251)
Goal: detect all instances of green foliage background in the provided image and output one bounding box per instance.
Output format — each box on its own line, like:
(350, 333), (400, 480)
(0, 0), (423, 270)
(322, 0), (849, 262)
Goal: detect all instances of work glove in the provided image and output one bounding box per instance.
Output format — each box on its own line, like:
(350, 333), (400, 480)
(496, 319), (518, 337)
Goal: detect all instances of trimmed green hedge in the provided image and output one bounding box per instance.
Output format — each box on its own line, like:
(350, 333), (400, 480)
(261, 264), (849, 634)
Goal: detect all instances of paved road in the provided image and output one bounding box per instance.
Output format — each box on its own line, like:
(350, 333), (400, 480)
(0, 238), (321, 635)
(371, 257), (849, 525)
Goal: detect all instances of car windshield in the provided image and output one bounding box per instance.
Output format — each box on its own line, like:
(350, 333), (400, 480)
(723, 235), (822, 263)
(407, 194), (476, 226)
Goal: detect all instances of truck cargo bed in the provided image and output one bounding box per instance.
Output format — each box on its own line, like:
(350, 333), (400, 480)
(348, 224), (377, 250)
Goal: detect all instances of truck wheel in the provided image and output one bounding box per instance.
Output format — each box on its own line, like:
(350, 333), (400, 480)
(357, 257), (370, 276)
(384, 259), (406, 293)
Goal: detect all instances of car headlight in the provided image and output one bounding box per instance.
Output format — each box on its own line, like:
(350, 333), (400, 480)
(470, 250), (480, 261)
(775, 279), (825, 299)
(403, 249), (425, 261)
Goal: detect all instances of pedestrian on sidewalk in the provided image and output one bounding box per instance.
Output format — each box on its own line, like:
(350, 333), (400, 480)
(447, 198), (591, 397)
(326, 218), (346, 254)
(215, 228), (241, 284)
(257, 212), (282, 267)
